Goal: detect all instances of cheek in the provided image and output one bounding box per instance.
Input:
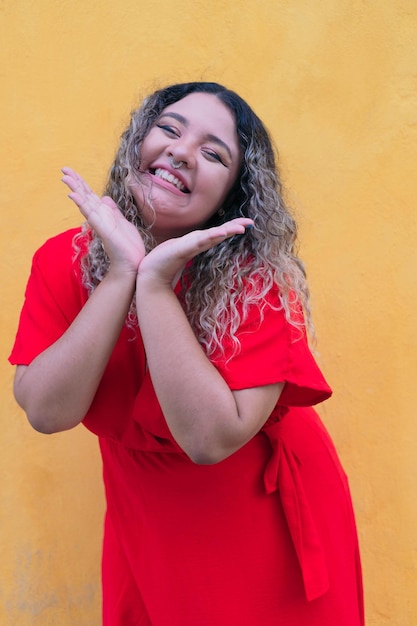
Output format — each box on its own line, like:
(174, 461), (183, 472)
(140, 129), (165, 159)
(128, 179), (151, 214)
(210, 172), (237, 205)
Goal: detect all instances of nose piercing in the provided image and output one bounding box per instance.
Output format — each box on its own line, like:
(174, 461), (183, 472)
(170, 156), (184, 169)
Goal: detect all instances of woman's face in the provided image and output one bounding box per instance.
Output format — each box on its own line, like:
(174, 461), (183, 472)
(129, 92), (241, 241)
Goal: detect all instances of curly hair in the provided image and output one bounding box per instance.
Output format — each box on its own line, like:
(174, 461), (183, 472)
(74, 82), (313, 356)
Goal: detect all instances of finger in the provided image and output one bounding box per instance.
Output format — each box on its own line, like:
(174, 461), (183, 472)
(61, 167), (96, 200)
(65, 182), (103, 218)
(66, 194), (83, 214)
(61, 166), (90, 186)
(66, 192), (95, 218)
(61, 166), (79, 178)
(61, 173), (93, 197)
(176, 221), (251, 257)
(61, 171), (103, 224)
(61, 167), (85, 190)
(220, 217), (254, 231)
(197, 219), (253, 241)
(62, 175), (82, 195)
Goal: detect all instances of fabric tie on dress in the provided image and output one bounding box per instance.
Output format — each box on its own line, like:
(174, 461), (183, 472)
(263, 419), (329, 602)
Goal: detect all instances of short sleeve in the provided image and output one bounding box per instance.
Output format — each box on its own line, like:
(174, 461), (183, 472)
(9, 228), (88, 365)
(211, 287), (332, 408)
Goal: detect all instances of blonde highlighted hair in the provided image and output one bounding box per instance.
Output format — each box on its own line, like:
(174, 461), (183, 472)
(74, 82), (313, 356)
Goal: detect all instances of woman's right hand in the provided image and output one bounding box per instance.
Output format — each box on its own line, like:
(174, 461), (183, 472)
(61, 167), (146, 276)
(13, 168), (146, 434)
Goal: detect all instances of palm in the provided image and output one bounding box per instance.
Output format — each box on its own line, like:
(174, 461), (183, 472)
(138, 219), (253, 286)
(62, 167), (145, 273)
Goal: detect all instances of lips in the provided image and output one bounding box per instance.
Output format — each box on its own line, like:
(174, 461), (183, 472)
(149, 167), (190, 193)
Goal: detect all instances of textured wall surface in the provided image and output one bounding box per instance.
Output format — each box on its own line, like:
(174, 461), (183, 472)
(1, 1), (416, 624)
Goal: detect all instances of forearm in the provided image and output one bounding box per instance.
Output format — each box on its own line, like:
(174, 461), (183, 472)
(136, 279), (247, 463)
(14, 270), (136, 433)
(134, 219), (280, 463)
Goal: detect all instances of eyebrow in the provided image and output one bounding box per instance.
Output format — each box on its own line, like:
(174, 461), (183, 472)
(158, 111), (233, 161)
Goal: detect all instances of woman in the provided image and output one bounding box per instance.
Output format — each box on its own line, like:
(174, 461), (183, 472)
(10, 82), (364, 625)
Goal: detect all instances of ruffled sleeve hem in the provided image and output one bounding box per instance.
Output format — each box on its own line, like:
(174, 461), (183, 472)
(211, 288), (332, 409)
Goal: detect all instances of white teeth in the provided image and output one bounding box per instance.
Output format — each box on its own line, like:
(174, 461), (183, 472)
(154, 168), (187, 192)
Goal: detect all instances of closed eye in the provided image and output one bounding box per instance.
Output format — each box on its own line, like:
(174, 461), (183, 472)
(202, 149), (227, 166)
(156, 124), (180, 137)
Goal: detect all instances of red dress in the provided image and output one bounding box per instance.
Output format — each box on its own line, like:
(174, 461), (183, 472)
(10, 228), (364, 626)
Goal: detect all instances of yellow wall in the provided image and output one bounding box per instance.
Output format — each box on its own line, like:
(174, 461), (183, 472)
(1, 1), (416, 624)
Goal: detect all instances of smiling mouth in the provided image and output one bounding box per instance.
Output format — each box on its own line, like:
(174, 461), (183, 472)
(149, 168), (190, 193)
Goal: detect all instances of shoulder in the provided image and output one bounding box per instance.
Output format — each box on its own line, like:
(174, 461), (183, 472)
(33, 226), (89, 279)
(34, 227), (85, 264)
(9, 228), (89, 365)
(29, 226), (90, 305)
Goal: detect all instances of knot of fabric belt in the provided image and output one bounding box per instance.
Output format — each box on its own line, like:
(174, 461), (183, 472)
(263, 419), (329, 601)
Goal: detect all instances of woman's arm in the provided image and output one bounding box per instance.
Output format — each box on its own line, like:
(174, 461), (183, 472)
(136, 225), (284, 464)
(14, 270), (137, 433)
(14, 169), (145, 433)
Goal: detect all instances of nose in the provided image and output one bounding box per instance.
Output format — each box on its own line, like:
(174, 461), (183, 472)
(168, 138), (196, 169)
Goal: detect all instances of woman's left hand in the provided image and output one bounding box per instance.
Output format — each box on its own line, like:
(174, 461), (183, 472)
(137, 218), (253, 287)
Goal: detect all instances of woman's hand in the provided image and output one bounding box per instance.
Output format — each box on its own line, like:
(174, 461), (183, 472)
(62, 167), (145, 276)
(137, 218), (253, 287)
